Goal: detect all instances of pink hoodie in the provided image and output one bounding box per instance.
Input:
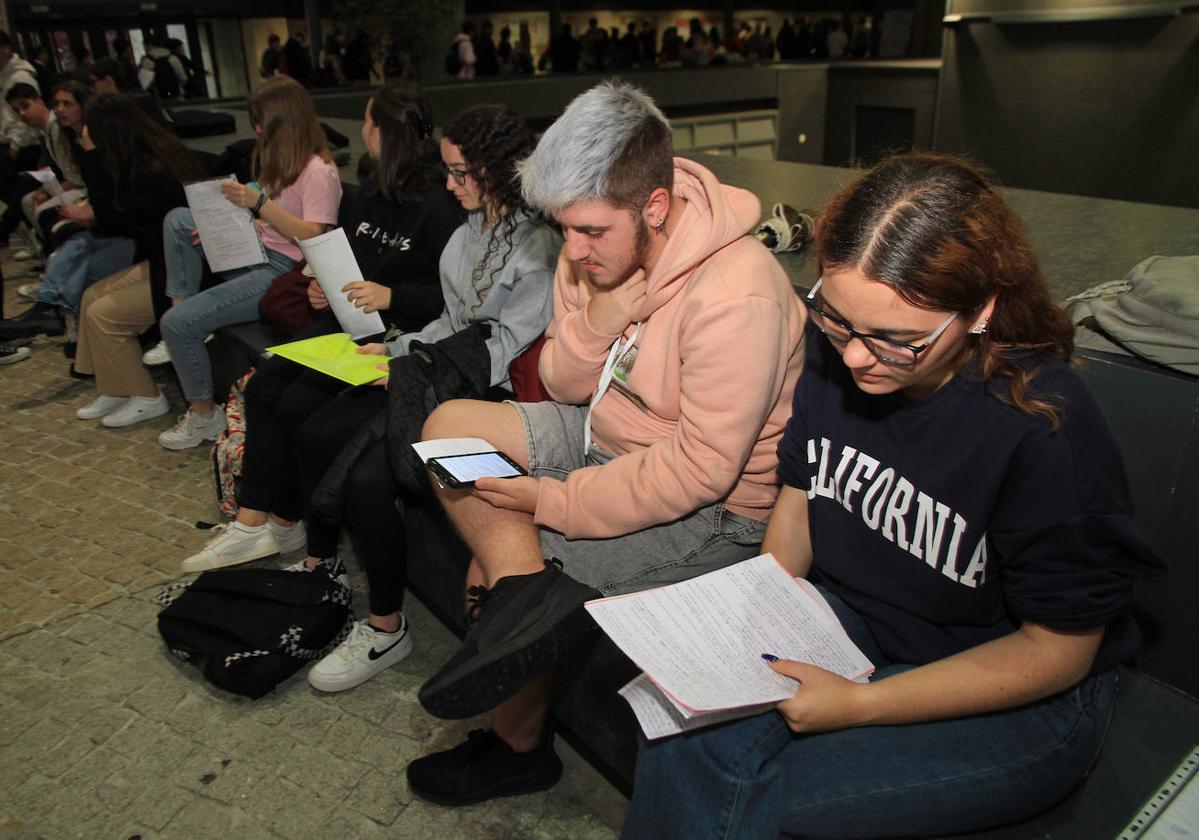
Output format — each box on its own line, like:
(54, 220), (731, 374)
(535, 157), (806, 539)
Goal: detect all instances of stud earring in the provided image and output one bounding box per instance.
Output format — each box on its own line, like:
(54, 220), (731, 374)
(969, 319), (989, 335)
(654, 217), (667, 235)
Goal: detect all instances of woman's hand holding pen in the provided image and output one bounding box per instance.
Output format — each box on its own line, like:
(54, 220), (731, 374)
(342, 280), (390, 313)
(356, 342), (389, 387)
(766, 658), (873, 734)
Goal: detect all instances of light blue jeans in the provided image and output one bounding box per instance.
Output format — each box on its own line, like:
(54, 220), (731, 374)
(37, 232), (137, 313)
(159, 207), (295, 403)
(621, 587), (1118, 840)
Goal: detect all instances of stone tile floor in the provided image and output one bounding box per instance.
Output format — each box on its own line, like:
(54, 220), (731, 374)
(0, 249), (627, 839)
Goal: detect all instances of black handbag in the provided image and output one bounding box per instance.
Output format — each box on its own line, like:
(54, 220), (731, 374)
(157, 563), (351, 699)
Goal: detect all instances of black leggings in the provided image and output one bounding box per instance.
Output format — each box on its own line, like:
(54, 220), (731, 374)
(298, 389), (409, 616)
(238, 353), (408, 617)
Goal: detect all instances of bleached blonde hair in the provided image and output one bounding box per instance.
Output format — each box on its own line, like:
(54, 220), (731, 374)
(519, 80), (674, 216)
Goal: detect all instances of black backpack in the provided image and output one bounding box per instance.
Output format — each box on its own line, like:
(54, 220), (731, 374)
(157, 563), (351, 699)
(445, 39), (462, 75)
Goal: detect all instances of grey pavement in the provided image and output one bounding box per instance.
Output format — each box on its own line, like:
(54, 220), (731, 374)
(0, 249), (627, 838)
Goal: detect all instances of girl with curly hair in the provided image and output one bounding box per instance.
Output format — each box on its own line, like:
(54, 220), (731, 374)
(181, 103), (560, 696)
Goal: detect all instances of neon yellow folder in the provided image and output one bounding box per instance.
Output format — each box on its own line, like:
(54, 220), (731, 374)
(265, 333), (390, 386)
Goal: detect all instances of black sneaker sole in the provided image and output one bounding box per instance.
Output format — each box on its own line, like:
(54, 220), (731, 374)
(407, 754), (563, 806)
(418, 606), (596, 720)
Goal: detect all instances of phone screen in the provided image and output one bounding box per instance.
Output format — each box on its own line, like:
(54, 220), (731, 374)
(432, 452), (523, 483)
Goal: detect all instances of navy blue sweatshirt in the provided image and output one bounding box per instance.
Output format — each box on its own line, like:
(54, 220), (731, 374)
(777, 334), (1165, 674)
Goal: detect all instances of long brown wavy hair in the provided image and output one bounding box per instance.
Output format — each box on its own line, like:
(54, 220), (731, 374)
(248, 76), (330, 194)
(814, 151), (1075, 428)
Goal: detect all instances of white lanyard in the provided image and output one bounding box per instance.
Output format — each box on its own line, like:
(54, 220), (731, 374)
(584, 321), (641, 457)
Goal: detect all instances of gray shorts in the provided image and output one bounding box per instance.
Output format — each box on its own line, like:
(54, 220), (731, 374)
(509, 400), (767, 596)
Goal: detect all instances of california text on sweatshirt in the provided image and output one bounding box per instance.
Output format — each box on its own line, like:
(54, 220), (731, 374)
(535, 157), (806, 539)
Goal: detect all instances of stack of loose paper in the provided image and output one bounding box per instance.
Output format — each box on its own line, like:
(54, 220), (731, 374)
(297, 228), (384, 340)
(184, 175), (267, 273)
(585, 553), (874, 739)
(27, 168), (86, 207)
(265, 333), (389, 386)
(411, 438), (501, 489)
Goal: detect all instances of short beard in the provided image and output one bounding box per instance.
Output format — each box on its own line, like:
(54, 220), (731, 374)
(589, 214), (653, 291)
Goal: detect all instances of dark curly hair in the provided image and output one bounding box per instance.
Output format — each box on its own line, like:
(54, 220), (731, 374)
(443, 104), (539, 315)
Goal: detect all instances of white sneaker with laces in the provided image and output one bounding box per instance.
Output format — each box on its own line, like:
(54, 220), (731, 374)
(268, 519), (307, 553)
(13, 248), (34, 261)
(102, 391), (170, 427)
(142, 340), (171, 366)
(159, 405), (226, 450)
(16, 283), (40, 300)
(76, 394), (129, 420)
(308, 617), (412, 692)
(180, 521), (281, 573)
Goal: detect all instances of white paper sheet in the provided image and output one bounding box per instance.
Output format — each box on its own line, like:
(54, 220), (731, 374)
(184, 176), (267, 274)
(27, 168), (63, 198)
(619, 673), (778, 739)
(587, 554), (874, 721)
(411, 438), (498, 464)
(296, 228), (384, 340)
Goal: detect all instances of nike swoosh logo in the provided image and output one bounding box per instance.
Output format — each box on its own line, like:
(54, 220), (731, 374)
(367, 632), (406, 661)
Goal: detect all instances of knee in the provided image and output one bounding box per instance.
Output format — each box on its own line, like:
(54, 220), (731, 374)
(422, 399), (485, 442)
(164, 206), (191, 238)
(159, 306), (183, 340)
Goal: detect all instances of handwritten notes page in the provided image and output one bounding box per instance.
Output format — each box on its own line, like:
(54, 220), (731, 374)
(296, 228), (384, 340)
(184, 176), (267, 274)
(586, 553), (874, 739)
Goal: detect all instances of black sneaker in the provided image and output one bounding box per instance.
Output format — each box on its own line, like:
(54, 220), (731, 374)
(406, 729), (563, 806)
(418, 560), (599, 720)
(0, 302), (65, 339)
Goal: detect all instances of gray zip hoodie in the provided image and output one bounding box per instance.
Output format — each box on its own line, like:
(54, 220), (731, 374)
(385, 210), (561, 390)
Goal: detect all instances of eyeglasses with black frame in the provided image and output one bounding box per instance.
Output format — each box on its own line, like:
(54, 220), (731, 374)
(440, 162), (479, 186)
(803, 277), (958, 367)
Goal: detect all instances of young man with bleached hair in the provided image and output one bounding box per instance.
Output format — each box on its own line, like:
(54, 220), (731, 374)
(408, 81), (805, 804)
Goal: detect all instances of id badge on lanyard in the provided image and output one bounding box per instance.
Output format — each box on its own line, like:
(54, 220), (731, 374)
(584, 322), (641, 457)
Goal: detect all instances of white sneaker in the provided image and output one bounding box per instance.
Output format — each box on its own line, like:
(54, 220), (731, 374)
(284, 556), (350, 588)
(158, 405), (226, 450)
(268, 519), (307, 553)
(16, 283), (40, 300)
(180, 521), (280, 573)
(142, 340), (171, 366)
(307, 617), (412, 692)
(14, 248), (34, 261)
(76, 394), (128, 420)
(102, 391), (170, 428)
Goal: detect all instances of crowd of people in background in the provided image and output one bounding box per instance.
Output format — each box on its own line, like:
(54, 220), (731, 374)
(453, 14), (877, 78)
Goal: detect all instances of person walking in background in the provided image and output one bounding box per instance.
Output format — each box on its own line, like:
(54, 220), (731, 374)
(260, 34), (281, 79)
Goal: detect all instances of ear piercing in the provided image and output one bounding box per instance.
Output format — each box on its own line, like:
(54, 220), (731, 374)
(969, 318), (990, 335)
(654, 217), (667, 235)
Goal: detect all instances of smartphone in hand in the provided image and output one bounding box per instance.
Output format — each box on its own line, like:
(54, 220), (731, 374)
(427, 451), (527, 489)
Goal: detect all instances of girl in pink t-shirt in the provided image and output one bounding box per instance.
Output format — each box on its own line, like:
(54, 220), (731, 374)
(156, 76), (341, 450)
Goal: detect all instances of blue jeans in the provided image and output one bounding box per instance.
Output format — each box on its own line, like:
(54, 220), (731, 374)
(621, 588), (1117, 840)
(37, 232), (136, 313)
(159, 208), (295, 402)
